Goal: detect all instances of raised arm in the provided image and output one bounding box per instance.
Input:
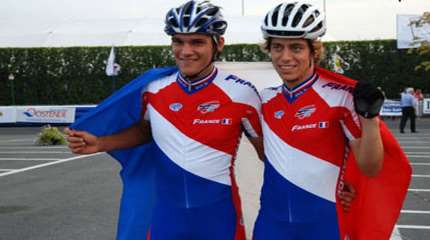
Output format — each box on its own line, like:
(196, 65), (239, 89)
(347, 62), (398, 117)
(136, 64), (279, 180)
(349, 117), (383, 176)
(350, 81), (385, 176)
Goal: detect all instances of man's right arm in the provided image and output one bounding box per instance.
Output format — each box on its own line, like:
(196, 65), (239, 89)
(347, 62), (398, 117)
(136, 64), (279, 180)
(65, 119), (151, 154)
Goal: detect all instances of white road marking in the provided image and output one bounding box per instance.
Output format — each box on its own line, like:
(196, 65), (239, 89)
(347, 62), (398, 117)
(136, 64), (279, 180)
(395, 225), (430, 230)
(408, 155), (430, 158)
(0, 153), (102, 177)
(0, 169), (14, 171)
(390, 227), (403, 240)
(401, 210), (430, 214)
(0, 151), (71, 154)
(410, 163), (430, 166)
(405, 152), (430, 155)
(0, 146), (68, 150)
(403, 146), (430, 149)
(0, 139), (35, 143)
(413, 174), (430, 178)
(0, 158), (59, 161)
(408, 189), (430, 192)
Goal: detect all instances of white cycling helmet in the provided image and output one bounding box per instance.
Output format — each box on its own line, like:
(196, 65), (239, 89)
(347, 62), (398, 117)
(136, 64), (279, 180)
(164, 0), (227, 36)
(261, 1), (326, 40)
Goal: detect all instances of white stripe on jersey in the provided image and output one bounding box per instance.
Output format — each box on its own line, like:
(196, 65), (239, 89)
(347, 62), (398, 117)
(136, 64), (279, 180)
(260, 86), (281, 104)
(262, 118), (340, 202)
(144, 73), (177, 95)
(340, 120), (356, 142)
(241, 117), (259, 138)
(148, 104), (232, 186)
(213, 71), (261, 113)
(312, 78), (360, 128)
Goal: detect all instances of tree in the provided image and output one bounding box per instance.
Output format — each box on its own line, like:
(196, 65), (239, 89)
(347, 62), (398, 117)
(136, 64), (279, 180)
(409, 12), (430, 72)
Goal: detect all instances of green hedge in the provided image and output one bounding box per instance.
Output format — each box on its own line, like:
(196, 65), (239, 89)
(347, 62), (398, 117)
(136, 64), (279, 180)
(0, 40), (427, 105)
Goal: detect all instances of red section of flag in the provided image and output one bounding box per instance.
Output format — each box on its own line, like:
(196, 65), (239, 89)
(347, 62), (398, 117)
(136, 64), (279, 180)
(338, 121), (411, 239)
(317, 67), (412, 240)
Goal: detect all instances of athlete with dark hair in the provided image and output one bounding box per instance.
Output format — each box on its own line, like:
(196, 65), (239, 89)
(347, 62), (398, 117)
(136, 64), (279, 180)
(66, 1), (263, 239)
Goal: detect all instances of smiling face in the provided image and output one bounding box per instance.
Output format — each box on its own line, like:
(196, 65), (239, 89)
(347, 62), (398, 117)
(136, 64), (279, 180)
(269, 38), (315, 88)
(171, 33), (224, 80)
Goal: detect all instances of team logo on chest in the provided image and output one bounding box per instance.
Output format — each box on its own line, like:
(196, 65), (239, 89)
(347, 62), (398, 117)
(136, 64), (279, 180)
(295, 105), (316, 119)
(274, 110), (285, 119)
(198, 101), (220, 114)
(169, 103), (183, 112)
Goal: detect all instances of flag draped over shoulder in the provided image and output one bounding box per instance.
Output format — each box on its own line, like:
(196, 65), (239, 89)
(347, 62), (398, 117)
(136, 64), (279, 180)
(71, 67), (178, 240)
(316, 68), (412, 240)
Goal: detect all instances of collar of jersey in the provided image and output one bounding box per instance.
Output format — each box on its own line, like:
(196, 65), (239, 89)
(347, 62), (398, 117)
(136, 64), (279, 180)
(177, 67), (218, 94)
(282, 72), (318, 103)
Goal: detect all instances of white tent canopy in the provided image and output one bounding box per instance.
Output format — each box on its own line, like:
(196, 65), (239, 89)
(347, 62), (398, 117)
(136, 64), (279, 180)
(0, 16), (337, 48)
(1, 0), (428, 48)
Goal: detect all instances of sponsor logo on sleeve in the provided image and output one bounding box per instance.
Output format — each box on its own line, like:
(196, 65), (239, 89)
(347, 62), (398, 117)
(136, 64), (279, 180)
(225, 75), (259, 96)
(321, 82), (353, 93)
(169, 103), (183, 112)
(274, 110), (285, 119)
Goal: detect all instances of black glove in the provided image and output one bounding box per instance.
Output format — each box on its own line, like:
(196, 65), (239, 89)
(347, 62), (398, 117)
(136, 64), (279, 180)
(353, 81), (385, 119)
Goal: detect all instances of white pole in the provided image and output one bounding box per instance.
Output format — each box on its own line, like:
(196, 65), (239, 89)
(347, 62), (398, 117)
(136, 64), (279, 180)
(323, 0), (327, 22)
(242, 0), (245, 16)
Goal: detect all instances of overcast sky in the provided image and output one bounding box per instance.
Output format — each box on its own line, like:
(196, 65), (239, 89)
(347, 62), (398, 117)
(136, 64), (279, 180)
(0, 0), (429, 41)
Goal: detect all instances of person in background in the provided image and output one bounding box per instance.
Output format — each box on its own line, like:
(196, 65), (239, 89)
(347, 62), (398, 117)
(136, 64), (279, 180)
(414, 88), (424, 117)
(400, 87), (418, 133)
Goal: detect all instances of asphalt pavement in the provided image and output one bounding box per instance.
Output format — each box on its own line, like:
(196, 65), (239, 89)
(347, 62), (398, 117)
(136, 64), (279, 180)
(0, 118), (429, 240)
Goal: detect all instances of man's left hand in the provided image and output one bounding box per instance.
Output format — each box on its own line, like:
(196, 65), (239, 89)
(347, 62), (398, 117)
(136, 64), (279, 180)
(353, 81), (385, 119)
(338, 182), (356, 212)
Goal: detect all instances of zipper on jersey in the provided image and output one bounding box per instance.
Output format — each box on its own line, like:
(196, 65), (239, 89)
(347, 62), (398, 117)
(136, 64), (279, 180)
(183, 172), (190, 208)
(182, 144), (190, 208)
(288, 189), (293, 222)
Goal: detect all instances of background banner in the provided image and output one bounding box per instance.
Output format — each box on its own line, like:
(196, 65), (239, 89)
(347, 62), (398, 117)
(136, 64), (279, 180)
(423, 98), (430, 114)
(0, 107), (17, 123)
(380, 100), (402, 117)
(397, 14), (430, 49)
(15, 106), (75, 123)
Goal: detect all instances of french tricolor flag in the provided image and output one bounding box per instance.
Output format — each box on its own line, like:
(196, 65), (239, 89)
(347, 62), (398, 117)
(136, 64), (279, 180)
(221, 118), (232, 125)
(319, 121), (329, 128)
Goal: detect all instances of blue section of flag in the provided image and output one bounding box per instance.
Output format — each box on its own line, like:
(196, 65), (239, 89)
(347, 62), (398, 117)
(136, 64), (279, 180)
(70, 66), (177, 240)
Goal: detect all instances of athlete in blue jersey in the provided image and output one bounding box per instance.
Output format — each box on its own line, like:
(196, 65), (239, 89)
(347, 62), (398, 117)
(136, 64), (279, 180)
(65, 1), (263, 240)
(253, 2), (385, 239)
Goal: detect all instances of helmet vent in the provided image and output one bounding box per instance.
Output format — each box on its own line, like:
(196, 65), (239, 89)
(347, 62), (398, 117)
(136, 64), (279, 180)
(261, 1), (326, 39)
(310, 22), (323, 33)
(303, 16), (315, 28)
(272, 9), (279, 26)
(164, 0), (227, 36)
